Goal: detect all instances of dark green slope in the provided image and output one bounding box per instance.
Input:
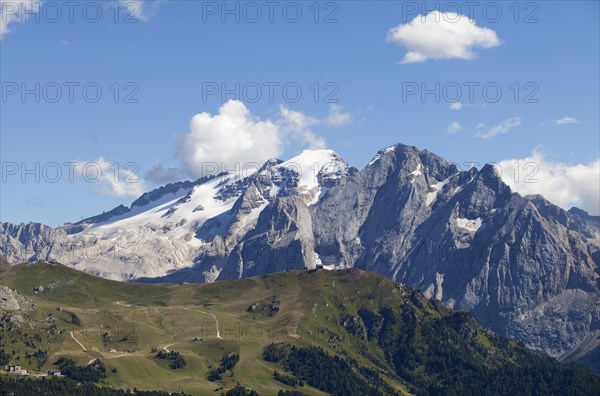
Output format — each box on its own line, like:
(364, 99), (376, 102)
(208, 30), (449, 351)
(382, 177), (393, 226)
(1, 263), (599, 395)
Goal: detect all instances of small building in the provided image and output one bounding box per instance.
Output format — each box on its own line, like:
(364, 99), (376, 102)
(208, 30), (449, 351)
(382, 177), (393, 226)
(5, 365), (22, 373)
(191, 337), (203, 342)
(47, 369), (61, 376)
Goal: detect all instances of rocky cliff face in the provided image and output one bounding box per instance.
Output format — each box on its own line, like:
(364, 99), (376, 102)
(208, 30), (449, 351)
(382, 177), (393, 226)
(0, 222), (67, 264)
(1, 143), (598, 369)
(0, 285), (37, 329)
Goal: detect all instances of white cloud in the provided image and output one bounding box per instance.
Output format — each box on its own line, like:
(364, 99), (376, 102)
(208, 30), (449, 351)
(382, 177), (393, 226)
(450, 102), (462, 110)
(175, 100), (284, 179)
(476, 117), (521, 139)
(298, 131), (326, 149)
(276, 103), (351, 148)
(278, 106), (319, 130)
(325, 104), (353, 127)
(0, 0), (40, 40)
(552, 116), (580, 125)
(498, 148), (600, 215)
(447, 121), (462, 134)
(73, 157), (146, 198)
(278, 106), (326, 149)
(164, 101), (343, 181)
(387, 11), (501, 64)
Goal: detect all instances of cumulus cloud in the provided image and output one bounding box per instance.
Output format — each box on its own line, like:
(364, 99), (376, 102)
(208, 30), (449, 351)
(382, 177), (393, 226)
(0, 0), (40, 40)
(72, 157), (146, 198)
(387, 11), (501, 63)
(161, 101), (346, 181)
(552, 116), (579, 125)
(278, 106), (319, 131)
(278, 106), (326, 149)
(325, 104), (353, 127)
(276, 103), (351, 148)
(476, 117), (521, 139)
(450, 102), (462, 110)
(447, 121), (462, 134)
(175, 101), (283, 179)
(498, 148), (600, 215)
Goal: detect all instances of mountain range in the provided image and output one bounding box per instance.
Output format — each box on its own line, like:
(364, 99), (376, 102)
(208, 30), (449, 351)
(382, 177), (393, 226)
(1, 143), (599, 370)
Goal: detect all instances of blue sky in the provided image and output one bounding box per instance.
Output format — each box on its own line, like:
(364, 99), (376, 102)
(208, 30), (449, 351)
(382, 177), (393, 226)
(1, 0), (599, 226)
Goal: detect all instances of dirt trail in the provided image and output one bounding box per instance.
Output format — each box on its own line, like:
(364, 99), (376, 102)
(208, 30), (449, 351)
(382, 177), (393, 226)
(70, 331), (87, 351)
(184, 307), (223, 339)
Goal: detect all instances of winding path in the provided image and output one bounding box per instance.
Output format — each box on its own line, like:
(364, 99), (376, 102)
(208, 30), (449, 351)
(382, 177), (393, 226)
(70, 331), (87, 351)
(184, 307), (223, 339)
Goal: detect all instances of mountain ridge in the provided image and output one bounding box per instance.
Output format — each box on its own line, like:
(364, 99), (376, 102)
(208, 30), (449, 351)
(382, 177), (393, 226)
(1, 142), (599, 371)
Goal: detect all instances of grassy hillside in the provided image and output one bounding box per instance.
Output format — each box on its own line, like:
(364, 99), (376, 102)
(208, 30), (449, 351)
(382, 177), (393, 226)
(1, 262), (599, 395)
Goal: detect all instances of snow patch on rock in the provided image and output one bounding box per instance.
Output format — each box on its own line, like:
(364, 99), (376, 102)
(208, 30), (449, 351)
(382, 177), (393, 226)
(456, 217), (483, 233)
(426, 178), (450, 206)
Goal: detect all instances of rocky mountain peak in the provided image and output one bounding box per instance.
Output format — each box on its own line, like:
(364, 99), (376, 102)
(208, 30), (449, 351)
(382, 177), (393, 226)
(1, 142), (598, 371)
